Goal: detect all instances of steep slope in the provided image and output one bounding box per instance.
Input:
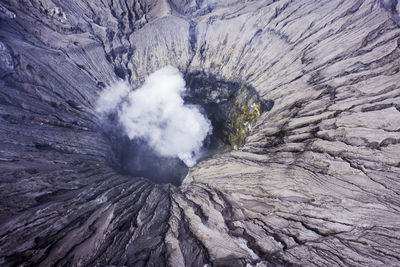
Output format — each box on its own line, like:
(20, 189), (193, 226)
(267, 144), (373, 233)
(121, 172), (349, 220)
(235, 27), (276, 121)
(0, 0), (400, 266)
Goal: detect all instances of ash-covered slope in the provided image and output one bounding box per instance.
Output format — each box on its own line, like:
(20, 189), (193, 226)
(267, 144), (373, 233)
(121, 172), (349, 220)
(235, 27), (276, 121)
(1, 0), (400, 266)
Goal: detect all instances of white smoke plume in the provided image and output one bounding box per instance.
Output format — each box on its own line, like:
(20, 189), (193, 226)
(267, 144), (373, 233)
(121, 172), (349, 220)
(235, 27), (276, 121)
(96, 66), (212, 167)
(95, 80), (130, 114)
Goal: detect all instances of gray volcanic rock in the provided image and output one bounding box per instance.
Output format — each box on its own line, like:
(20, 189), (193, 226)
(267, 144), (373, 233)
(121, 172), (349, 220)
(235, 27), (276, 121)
(1, 0), (400, 266)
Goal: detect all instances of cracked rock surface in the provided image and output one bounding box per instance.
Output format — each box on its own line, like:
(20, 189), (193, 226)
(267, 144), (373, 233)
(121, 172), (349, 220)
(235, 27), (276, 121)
(1, 0), (400, 266)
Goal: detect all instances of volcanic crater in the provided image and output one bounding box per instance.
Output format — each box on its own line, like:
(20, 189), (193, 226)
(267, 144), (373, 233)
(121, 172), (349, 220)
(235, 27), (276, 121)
(1, 0), (400, 266)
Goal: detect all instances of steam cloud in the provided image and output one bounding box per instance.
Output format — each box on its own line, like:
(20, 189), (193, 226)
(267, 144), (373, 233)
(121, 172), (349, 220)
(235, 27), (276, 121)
(96, 66), (212, 167)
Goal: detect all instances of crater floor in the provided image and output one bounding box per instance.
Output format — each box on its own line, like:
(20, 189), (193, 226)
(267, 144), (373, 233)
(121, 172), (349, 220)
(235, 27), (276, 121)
(1, 0), (400, 266)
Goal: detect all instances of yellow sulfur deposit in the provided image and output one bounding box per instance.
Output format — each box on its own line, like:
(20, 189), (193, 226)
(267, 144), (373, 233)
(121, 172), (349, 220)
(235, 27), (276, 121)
(228, 86), (262, 149)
